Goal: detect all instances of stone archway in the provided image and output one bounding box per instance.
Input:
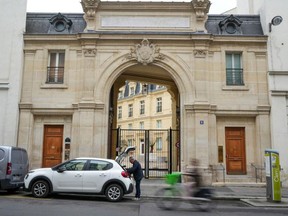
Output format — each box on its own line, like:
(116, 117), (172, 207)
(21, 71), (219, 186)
(93, 40), (197, 173)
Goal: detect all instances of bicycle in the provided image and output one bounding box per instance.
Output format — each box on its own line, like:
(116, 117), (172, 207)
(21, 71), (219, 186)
(155, 172), (215, 211)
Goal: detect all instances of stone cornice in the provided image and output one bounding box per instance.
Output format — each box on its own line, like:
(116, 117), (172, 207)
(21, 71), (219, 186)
(184, 102), (216, 113)
(214, 105), (270, 116)
(97, 1), (193, 11)
(0, 82), (9, 90)
(31, 109), (74, 115)
(19, 103), (33, 109)
(269, 71), (288, 75)
(271, 90), (288, 96)
(77, 101), (105, 110)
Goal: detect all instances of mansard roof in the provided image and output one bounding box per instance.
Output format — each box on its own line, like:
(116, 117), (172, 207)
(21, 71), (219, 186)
(25, 13), (264, 36)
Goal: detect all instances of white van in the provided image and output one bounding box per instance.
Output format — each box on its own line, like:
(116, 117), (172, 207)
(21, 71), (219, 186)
(0, 146), (29, 191)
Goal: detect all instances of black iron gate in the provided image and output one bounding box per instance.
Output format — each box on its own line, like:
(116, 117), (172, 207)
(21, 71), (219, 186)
(112, 128), (180, 178)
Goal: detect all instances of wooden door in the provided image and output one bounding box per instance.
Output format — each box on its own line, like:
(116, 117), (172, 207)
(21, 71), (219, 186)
(43, 125), (63, 167)
(225, 127), (246, 174)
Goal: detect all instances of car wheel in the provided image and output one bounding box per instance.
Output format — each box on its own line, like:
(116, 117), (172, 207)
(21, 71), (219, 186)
(31, 180), (50, 198)
(105, 184), (123, 202)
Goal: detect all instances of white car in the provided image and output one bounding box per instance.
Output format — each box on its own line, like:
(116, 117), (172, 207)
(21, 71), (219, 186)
(24, 147), (135, 202)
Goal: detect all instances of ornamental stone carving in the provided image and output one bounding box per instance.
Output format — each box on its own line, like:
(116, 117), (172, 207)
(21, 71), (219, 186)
(127, 39), (164, 65)
(83, 48), (97, 57)
(194, 49), (208, 58)
(191, 0), (211, 21)
(81, 0), (100, 32)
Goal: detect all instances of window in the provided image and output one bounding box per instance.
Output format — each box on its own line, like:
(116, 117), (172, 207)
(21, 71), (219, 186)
(118, 106), (122, 119)
(128, 104), (133, 117)
(140, 139), (145, 154)
(142, 84), (148, 94)
(139, 121), (144, 129)
(47, 51), (65, 83)
(118, 90), (123, 99)
(128, 139), (133, 146)
(130, 87), (135, 96)
(88, 160), (113, 171)
(226, 53), (244, 85)
(156, 97), (162, 112)
(140, 100), (145, 115)
(156, 120), (162, 129)
(156, 137), (163, 150)
(128, 123), (133, 129)
(58, 159), (86, 171)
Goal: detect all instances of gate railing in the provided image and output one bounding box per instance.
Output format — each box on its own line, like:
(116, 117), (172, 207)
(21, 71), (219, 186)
(112, 128), (179, 178)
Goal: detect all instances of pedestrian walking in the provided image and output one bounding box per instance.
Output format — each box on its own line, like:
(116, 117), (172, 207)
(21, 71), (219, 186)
(126, 156), (143, 200)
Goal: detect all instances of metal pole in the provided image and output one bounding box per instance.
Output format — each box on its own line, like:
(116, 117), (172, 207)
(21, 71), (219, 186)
(145, 130), (149, 178)
(169, 128), (172, 174)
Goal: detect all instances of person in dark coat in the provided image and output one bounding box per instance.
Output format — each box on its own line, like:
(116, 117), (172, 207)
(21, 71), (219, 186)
(126, 156), (143, 200)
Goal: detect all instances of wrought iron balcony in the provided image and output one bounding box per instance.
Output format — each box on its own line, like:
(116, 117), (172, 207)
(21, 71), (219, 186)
(226, 68), (244, 86)
(46, 67), (64, 83)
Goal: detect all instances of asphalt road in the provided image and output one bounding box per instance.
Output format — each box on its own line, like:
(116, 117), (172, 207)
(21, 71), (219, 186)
(0, 192), (287, 216)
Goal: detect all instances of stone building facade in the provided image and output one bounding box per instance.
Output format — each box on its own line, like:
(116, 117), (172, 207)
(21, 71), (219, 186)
(0, 0), (27, 146)
(19, 0), (270, 184)
(234, 0), (288, 187)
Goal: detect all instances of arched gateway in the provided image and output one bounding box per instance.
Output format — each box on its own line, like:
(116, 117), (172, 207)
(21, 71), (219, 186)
(19, 0), (270, 185)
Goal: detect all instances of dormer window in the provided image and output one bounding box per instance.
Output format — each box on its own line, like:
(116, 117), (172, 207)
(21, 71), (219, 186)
(49, 13), (72, 33)
(219, 15), (243, 35)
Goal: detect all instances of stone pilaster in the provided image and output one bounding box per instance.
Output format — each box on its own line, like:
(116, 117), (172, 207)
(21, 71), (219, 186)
(81, 43), (97, 101)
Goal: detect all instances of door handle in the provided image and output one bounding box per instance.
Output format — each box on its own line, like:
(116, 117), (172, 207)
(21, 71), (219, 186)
(100, 173), (107, 177)
(75, 174), (82, 177)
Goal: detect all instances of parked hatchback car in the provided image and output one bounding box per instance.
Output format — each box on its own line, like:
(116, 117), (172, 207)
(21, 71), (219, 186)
(0, 145), (29, 192)
(24, 147), (135, 201)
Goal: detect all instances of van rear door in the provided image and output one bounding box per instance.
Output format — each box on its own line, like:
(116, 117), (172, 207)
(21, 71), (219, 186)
(11, 148), (29, 183)
(0, 147), (8, 180)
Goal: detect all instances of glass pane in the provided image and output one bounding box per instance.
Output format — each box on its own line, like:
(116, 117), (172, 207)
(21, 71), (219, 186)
(233, 54), (241, 68)
(226, 53), (232, 68)
(58, 53), (65, 67)
(49, 53), (56, 67)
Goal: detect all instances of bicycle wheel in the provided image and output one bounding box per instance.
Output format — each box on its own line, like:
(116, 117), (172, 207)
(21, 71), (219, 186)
(193, 188), (215, 212)
(155, 187), (181, 210)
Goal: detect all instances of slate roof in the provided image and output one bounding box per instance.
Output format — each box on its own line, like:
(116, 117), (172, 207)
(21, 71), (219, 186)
(25, 13), (264, 36)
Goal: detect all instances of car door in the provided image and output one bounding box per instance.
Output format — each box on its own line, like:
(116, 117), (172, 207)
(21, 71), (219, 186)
(52, 159), (86, 192)
(82, 160), (112, 193)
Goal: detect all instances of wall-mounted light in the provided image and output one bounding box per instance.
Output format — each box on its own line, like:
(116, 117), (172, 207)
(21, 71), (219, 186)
(269, 16), (283, 32)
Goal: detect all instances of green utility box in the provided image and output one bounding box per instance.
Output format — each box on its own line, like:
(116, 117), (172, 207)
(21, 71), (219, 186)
(265, 149), (281, 202)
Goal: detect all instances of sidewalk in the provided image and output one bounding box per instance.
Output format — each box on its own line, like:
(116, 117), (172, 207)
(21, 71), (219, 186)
(132, 178), (288, 207)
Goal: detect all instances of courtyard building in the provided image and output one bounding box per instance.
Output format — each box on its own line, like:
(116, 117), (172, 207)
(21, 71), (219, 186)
(19, 0), (270, 184)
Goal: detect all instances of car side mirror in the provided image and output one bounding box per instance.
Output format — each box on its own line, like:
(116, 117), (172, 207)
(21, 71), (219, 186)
(57, 167), (66, 173)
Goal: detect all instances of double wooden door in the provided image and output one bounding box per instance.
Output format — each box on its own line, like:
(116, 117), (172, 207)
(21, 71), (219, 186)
(225, 127), (246, 175)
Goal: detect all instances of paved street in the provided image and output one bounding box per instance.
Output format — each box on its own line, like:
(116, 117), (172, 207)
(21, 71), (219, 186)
(0, 191), (288, 216)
